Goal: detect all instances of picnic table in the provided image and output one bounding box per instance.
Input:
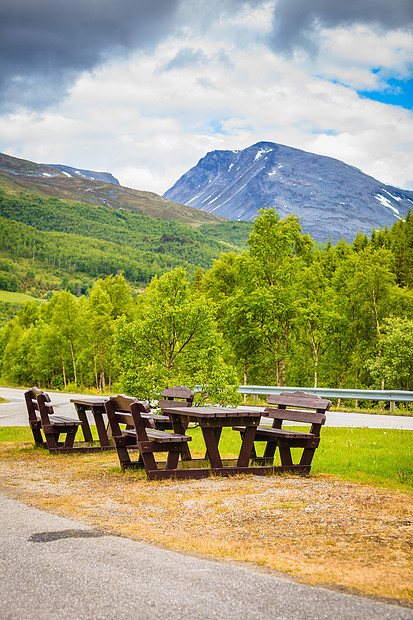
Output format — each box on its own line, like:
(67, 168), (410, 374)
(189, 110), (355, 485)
(161, 405), (278, 478)
(70, 397), (111, 447)
(70, 395), (177, 449)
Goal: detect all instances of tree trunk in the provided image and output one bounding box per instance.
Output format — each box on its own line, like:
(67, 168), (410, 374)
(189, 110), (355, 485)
(275, 336), (281, 387)
(69, 337), (77, 385)
(243, 362), (248, 403)
(282, 320), (289, 387)
(94, 353), (99, 390)
(99, 346), (106, 392)
(60, 345), (67, 388)
(308, 321), (318, 388)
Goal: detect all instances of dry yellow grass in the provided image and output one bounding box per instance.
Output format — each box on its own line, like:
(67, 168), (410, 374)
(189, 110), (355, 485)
(0, 442), (412, 606)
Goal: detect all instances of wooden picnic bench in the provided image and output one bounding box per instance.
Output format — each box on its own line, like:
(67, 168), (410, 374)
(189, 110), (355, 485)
(104, 394), (191, 479)
(24, 387), (48, 448)
(234, 391), (331, 474)
(25, 387), (83, 452)
(25, 387), (114, 453)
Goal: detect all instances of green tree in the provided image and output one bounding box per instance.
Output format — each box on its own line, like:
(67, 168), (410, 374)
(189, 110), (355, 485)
(295, 262), (335, 387)
(115, 267), (239, 403)
(86, 282), (115, 391)
(332, 247), (398, 389)
(367, 318), (413, 390)
(233, 209), (309, 386)
(48, 291), (81, 386)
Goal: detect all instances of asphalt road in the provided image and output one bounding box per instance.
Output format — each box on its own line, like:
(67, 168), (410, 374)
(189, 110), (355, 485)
(0, 493), (411, 619)
(1, 386), (413, 429)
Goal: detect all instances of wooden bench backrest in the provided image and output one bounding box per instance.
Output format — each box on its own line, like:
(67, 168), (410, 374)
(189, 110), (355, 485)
(157, 385), (194, 410)
(129, 401), (157, 442)
(264, 391), (331, 434)
(36, 392), (55, 426)
(24, 387), (47, 424)
(105, 394), (151, 439)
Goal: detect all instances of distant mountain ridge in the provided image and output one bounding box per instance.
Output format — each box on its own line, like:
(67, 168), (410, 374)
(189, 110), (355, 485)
(0, 152), (118, 183)
(163, 141), (413, 242)
(44, 163), (120, 185)
(0, 152), (225, 226)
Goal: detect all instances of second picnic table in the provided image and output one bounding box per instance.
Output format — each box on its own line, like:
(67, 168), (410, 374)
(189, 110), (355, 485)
(70, 396), (111, 447)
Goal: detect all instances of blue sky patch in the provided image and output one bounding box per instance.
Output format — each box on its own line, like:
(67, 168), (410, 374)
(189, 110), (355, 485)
(358, 76), (413, 110)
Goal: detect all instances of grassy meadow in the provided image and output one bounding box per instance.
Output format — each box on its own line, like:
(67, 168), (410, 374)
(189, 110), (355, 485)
(0, 290), (41, 304)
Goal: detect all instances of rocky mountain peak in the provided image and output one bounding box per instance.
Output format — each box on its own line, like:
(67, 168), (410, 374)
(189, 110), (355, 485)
(164, 141), (413, 242)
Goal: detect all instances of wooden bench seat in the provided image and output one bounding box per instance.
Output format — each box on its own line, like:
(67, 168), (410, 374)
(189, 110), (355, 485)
(122, 427), (190, 443)
(252, 427), (315, 440)
(105, 394), (191, 479)
(234, 391), (331, 474)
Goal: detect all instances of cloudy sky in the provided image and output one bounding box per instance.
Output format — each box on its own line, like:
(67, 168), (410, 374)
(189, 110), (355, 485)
(1, 0), (413, 194)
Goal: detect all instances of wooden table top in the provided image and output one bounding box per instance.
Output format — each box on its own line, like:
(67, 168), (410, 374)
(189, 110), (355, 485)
(70, 396), (108, 406)
(161, 405), (261, 419)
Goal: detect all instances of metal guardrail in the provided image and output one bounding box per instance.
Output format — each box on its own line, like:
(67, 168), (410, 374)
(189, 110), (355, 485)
(236, 385), (413, 412)
(237, 385), (413, 401)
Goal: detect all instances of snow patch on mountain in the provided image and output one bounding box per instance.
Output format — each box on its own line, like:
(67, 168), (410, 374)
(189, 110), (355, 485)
(375, 194), (401, 217)
(254, 147), (273, 161)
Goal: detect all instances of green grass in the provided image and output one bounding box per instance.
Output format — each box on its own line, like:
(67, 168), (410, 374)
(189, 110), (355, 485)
(0, 425), (100, 443)
(186, 426), (413, 491)
(0, 290), (41, 304)
(312, 427), (413, 490)
(0, 426), (34, 442)
(1, 425), (412, 491)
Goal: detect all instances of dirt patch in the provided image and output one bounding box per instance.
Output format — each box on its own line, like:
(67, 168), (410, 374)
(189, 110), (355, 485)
(0, 443), (412, 606)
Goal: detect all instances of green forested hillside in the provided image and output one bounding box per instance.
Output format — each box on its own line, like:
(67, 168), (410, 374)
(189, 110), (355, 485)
(0, 189), (252, 311)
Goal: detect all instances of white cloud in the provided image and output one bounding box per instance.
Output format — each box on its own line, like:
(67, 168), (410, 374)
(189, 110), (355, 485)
(314, 25), (413, 90)
(1, 3), (412, 194)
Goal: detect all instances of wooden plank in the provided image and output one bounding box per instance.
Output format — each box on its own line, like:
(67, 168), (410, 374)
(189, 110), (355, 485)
(162, 406), (258, 418)
(263, 407), (326, 424)
(70, 397), (107, 406)
(47, 416), (82, 426)
(114, 412), (134, 426)
(266, 391), (331, 411)
(254, 427), (315, 439)
(146, 429), (191, 443)
(158, 400), (188, 409)
(160, 386), (194, 400)
(145, 464), (311, 480)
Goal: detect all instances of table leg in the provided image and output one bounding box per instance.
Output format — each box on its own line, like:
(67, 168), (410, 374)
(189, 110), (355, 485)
(237, 426), (256, 468)
(204, 427), (222, 461)
(91, 408), (111, 447)
(73, 404), (93, 443)
(201, 427), (223, 469)
(170, 414), (192, 461)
